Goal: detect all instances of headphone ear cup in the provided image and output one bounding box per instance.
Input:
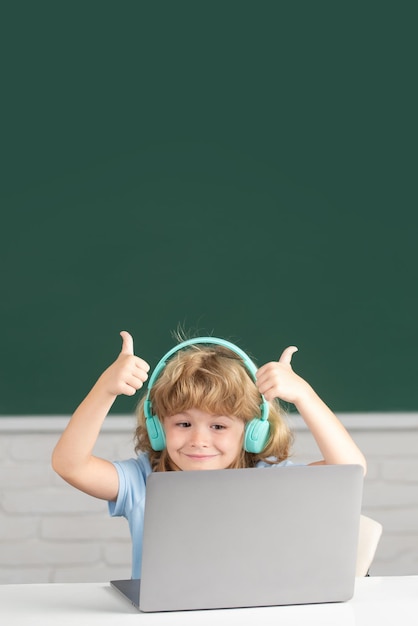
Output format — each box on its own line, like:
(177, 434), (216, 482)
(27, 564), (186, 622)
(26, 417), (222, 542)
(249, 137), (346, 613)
(146, 415), (166, 451)
(244, 418), (271, 454)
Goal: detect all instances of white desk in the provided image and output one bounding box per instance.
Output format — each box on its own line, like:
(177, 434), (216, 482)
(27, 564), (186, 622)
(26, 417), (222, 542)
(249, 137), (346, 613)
(1, 576), (417, 626)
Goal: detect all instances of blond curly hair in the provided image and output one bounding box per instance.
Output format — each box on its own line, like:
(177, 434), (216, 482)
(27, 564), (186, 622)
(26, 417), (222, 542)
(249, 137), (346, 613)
(134, 343), (293, 471)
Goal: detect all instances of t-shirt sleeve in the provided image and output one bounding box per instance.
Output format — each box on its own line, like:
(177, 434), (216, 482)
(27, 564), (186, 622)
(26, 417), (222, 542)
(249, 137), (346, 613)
(256, 458), (304, 468)
(108, 456), (150, 518)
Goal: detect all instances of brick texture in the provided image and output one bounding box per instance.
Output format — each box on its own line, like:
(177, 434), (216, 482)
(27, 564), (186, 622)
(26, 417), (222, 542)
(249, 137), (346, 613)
(0, 415), (417, 583)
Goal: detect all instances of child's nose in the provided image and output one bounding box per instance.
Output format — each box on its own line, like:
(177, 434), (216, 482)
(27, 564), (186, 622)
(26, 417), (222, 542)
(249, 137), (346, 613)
(189, 427), (209, 446)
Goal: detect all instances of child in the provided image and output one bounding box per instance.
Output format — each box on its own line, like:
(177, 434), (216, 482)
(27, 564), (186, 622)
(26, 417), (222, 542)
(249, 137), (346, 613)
(52, 331), (366, 578)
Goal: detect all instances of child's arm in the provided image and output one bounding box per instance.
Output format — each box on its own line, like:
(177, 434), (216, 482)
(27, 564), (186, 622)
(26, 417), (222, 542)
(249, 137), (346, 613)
(51, 331), (150, 501)
(256, 347), (367, 473)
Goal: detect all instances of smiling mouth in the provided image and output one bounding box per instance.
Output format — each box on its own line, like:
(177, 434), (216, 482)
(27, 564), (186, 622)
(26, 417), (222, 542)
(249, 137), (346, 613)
(184, 454), (217, 461)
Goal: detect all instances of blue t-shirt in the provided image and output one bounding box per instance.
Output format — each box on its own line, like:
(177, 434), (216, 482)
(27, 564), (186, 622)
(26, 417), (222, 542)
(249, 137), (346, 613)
(108, 453), (295, 578)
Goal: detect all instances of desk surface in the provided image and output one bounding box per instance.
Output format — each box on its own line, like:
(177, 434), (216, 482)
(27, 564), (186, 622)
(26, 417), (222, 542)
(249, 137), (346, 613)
(1, 576), (417, 626)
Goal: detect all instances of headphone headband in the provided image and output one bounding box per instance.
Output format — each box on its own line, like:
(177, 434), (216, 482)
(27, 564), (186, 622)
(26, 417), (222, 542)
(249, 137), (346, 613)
(147, 336), (258, 387)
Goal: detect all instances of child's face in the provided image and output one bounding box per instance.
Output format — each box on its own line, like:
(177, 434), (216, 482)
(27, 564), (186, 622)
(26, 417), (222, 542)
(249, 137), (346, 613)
(163, 408), (245, 471)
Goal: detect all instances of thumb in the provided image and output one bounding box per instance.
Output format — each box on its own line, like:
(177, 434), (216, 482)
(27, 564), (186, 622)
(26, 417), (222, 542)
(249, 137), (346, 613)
(278, 346), (298, 366)
(119, 331), (134, 356)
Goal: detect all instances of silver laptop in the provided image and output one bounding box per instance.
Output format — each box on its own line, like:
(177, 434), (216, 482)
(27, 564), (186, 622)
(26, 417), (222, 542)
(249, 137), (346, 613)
(111, 464), (363, 612)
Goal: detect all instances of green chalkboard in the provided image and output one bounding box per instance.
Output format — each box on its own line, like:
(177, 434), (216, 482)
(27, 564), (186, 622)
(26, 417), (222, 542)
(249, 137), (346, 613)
(1, 2), (417, 414)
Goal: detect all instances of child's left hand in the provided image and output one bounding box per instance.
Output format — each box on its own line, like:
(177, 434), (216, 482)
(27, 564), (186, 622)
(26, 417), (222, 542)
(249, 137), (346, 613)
(256, 346), (312, 404)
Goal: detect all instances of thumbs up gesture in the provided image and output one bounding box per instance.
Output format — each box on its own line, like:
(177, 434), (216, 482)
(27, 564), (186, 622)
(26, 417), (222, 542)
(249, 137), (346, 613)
(99, 331), (150, 397)
(256, 346), (310, 404)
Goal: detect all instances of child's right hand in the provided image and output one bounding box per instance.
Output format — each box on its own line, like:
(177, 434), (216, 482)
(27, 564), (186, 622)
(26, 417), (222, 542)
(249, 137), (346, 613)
(51, 331), (150, 501)
(98, 331), (150, 397)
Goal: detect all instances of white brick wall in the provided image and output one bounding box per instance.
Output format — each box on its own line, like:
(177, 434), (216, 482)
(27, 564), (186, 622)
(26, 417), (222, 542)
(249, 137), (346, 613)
(0, 414), (417, 583)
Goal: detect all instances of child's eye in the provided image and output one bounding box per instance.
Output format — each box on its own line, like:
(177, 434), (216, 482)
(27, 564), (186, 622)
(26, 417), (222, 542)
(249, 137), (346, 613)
(211, 424), (226, 430)
(177, 422), (191, 428)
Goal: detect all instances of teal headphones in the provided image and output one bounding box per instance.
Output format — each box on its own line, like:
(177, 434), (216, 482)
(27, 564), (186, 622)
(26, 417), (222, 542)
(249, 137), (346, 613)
(144, 337), (271, 454)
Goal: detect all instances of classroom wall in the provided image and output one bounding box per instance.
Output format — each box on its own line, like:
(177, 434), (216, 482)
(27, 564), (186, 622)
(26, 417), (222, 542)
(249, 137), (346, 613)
(1, 415), (417, 583)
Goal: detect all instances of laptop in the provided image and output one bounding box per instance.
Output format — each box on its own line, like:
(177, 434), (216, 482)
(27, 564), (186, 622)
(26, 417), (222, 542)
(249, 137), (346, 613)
(111, 464), (363, 612)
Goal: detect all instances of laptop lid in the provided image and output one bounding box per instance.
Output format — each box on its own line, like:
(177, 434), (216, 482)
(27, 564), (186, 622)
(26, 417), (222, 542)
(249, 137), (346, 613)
(112, 464), (363, 612)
